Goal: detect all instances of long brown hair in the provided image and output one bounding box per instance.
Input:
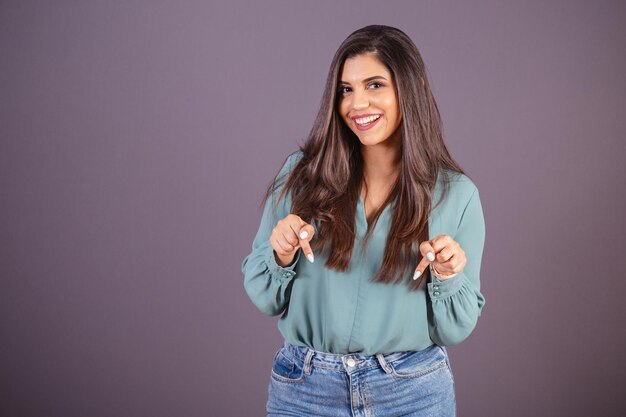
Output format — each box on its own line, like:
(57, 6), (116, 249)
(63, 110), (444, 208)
(267, 25), (464, 290)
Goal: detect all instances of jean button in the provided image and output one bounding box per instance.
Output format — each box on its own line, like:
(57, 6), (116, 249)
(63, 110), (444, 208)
(346, 358), (356, 367)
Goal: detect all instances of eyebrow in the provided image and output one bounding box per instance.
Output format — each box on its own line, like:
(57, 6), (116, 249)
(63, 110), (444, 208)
(339, 75), (388, 85)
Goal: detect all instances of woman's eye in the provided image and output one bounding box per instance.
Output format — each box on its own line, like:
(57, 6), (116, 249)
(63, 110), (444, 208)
(368, 82), (382, 89)
(338, 86), (351, 94)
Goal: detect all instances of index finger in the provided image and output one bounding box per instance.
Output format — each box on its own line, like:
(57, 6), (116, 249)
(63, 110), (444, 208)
(289, 221), (315, 263)
(412, 240), (435, 281)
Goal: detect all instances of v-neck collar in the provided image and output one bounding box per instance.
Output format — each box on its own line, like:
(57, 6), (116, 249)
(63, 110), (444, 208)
(357, 194), (394, 229)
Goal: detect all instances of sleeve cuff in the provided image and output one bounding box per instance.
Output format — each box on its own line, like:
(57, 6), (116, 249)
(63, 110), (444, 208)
(266, 246), (300, 281)
(427, 272), (465, 299)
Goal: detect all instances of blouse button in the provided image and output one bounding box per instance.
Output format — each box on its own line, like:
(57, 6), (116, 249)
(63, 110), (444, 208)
(434, 291), (440, 296)
(346, 358), (356, 367)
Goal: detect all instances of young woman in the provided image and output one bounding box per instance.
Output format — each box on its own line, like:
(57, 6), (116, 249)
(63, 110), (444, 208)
(242, 25), (485, 417)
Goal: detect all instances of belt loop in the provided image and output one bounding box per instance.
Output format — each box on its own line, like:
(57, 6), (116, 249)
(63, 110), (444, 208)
(376, 354), (393, 374)
(303, 349), (314, 375)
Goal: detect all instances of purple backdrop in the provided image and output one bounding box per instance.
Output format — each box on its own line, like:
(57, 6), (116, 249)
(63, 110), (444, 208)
(1, 1), (625, 416)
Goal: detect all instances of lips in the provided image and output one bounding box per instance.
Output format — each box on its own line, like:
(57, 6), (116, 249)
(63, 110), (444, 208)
(351, 114), (382, 131)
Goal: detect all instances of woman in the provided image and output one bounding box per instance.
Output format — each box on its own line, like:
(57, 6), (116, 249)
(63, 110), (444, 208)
(242, 25), (485, 417)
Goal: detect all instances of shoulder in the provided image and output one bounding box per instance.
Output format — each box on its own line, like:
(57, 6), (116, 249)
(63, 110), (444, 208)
(430, 169), (483, 235)
(434, 170), (479, 206)
(268, 151), (304, 204)
(277, 150), (304, 178)
(286, 150), (304, 168)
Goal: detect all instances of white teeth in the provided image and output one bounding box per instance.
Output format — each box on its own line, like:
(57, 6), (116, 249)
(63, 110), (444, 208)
(354, 114), (381, 125)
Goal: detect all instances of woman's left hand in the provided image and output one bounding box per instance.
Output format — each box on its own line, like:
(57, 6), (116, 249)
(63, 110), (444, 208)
(412, 235), (467, 281)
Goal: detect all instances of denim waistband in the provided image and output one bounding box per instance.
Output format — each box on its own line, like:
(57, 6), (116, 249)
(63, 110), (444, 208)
(281, 340), (436, 374)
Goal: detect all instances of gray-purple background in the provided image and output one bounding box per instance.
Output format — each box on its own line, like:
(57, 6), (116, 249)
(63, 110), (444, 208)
(1, 1), (625, 416)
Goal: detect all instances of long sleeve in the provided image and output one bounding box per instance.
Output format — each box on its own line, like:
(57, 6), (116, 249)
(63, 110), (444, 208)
(427, 186), (486, 346)
(242, 153), (302, 316)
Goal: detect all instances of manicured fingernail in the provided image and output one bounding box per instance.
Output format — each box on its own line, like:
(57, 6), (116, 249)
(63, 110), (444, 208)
(306, 253), (314, 263)
(300, 231), (309, 239)
(426, 252), (435, 262)
(413, 270), (421, 280)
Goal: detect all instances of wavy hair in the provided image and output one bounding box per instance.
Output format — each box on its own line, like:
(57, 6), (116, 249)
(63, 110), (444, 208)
(267, 25), (464, 290)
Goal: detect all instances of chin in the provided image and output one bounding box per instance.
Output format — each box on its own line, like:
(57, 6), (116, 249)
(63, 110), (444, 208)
(358, 139), (383, 147)
(354, 134), (388, 147)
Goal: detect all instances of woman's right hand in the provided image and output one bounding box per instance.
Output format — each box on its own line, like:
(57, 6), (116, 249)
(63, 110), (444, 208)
(270, 214), (315, 267)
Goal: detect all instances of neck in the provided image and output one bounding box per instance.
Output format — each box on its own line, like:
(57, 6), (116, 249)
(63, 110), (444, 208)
(361, 136), (401, 183)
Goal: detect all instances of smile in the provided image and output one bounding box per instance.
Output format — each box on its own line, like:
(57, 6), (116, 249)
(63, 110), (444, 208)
(352, 114), (382, 131)
(354, 114), (381, 125)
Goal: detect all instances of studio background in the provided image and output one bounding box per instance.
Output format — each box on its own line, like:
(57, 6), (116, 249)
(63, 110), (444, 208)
(1, 1), (625, 416)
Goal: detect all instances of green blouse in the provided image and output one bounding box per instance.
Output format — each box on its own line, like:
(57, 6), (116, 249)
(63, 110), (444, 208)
(242, 152), (486, 355)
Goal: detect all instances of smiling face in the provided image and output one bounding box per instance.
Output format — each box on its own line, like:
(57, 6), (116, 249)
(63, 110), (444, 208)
(338, 53), (402, 148)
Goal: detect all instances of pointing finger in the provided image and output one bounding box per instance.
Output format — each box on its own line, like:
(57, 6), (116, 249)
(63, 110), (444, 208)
(297, 223), (315, 263)
(412, 255), (431, 281)
(413, 240), (435, 280)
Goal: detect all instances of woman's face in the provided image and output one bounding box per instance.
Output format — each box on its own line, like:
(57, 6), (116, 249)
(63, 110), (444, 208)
(338, 53), (402, 148)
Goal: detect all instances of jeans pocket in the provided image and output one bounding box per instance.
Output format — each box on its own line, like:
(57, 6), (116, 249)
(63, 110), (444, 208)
(389, 345), (448, 379)
(270, 347), (305, 384)
(439, 346), (455, 386)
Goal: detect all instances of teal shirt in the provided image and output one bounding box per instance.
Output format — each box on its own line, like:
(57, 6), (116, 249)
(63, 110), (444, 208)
(242, 152), (486, 355)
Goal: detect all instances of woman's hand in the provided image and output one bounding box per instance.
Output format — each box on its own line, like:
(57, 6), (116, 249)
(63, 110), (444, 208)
(270, 214), (315, 267)
(412, 235), (467, 281)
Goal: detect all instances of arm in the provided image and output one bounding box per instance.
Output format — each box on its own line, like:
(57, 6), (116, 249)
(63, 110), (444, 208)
(427, 187), (486, 346)
(241, 155), (302, 316)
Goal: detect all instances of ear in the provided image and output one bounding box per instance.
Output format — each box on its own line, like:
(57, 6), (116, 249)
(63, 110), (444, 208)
(420, 77), (425, 87)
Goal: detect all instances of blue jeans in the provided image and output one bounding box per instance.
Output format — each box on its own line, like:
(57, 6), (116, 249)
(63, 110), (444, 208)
(267, 341), (456, 417)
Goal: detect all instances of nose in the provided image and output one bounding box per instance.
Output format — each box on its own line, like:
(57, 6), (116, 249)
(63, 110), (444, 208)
(351, 89), (369, 110)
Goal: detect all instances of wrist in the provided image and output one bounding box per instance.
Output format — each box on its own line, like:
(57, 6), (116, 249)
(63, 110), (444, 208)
(275, 251), (297, 268)
(430, 264), (458, 280)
